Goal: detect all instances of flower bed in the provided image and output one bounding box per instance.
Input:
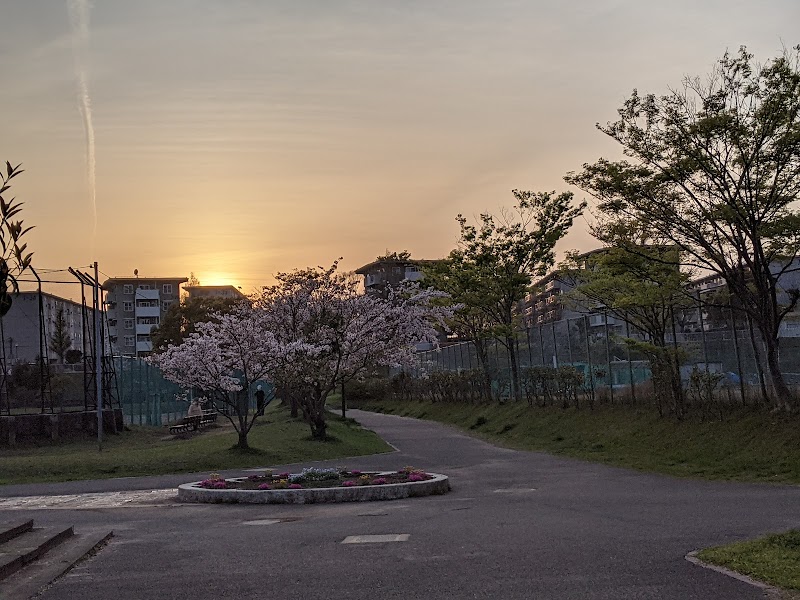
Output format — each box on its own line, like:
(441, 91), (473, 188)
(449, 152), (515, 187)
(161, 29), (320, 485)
(179, 466), (450, 504)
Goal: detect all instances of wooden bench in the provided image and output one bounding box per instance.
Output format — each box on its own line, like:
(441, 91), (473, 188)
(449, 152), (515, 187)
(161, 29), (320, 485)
(169, 411), (217, 435)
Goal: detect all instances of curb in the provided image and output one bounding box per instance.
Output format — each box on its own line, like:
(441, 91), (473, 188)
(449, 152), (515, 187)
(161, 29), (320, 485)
(685, 550), (778, 594)
(177, 472), (450, 504)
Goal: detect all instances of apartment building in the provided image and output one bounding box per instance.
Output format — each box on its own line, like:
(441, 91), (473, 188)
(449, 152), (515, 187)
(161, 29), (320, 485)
(103, 276), (187, 357)
(0, 291), (95, 363)
(355, 255), (431, 298)
(184, 285), (246, 301)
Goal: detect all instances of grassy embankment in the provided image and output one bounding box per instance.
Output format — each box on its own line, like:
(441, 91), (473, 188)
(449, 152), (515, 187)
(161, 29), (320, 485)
(355, 399), (800, 484)
(697, 531), (800, 594)
(0, 404), (391, 485)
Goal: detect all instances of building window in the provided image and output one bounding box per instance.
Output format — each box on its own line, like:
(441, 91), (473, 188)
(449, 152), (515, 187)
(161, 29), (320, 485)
(139, 284), (151, 290)
(137, 316), (159, 325)
(136, 334), (150, 342)
(162, 300), (173, 311)
(124, 318), (134, 330)
(124, 336), (135, 347)
(123, 284), (133, 294)
(123, 301), (133, 312)
(162, 284), (173, 294)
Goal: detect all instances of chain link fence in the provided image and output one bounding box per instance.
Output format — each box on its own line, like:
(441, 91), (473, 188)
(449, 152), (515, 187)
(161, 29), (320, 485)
(413, 315), (800, 402)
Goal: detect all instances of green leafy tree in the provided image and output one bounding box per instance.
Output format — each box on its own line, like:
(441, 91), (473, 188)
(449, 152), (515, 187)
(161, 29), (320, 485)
(0, 162), (34, 316)
(562, 242), (691, 417)
(445, 190), (585, 401)
(48, 308), (72, 364)
(565, 47), (800, 410)
(424, 257), (498, 399)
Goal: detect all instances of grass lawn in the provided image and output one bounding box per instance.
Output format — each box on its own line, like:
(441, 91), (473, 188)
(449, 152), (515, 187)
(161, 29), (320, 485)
(355, 399), (800, 484)
(697, 530), (800, 593)
(0, 405), (392, 485)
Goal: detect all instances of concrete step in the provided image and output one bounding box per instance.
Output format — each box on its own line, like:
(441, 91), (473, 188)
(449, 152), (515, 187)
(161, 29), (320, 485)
(0, 526), (74, 581)
(0, 520), (34, 544)
(0, 529), (113, 600)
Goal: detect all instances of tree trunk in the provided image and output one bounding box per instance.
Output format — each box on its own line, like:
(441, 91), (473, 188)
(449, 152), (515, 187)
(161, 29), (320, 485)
(235, 429), (250, 449)
(506, 335), (520, 402)
(763, 334), (794, 411)
(474, 340), (493, 402)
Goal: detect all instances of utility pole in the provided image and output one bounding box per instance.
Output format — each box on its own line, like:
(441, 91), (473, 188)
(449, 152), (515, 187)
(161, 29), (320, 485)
(94, 262), (103, 450)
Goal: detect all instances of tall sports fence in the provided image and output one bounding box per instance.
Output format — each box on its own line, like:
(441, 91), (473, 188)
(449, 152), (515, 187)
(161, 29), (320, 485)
(413, 316), (800, 401)
(114, 357), (266, 426)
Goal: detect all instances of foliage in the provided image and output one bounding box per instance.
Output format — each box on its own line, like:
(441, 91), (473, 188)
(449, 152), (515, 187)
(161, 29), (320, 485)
(48, 308), (72, 363)
(435, 190), (585, 401)
(561, 244), (690, 416)
(565, 46), (800, 409)
(150, 295), (243, 352)
(64, 348), (82, 364)
(375, 250), (411, 262)
(150, 303), (303, 449)
(255, 261), (452, 439)
(520, 366), (585, 409)
(0, 162), (34, 316)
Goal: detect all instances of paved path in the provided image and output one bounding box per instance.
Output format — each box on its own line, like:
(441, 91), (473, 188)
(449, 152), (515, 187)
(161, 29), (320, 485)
(2, 410), (799, 599)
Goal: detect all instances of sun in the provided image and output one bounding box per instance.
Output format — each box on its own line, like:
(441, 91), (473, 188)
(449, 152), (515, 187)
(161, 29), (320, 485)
(196, 272), (239, 288)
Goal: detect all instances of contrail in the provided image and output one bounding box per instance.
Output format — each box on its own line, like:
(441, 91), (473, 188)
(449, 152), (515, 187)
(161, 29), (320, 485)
(68, 0), (97, 239)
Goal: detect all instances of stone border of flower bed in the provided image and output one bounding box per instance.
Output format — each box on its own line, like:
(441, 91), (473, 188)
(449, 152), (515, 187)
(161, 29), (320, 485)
(177, 472), (450, 504)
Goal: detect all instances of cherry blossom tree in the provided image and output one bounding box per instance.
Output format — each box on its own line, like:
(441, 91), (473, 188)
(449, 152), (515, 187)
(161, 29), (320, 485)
(151, 304), (307, 449)
(256, 262), (452, 439)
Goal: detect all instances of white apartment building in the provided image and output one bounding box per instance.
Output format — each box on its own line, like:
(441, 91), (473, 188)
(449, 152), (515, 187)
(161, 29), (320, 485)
(103, 276), (187, 357)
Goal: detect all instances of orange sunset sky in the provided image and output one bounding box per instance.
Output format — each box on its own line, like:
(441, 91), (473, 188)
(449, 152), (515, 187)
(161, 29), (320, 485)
(1, 1), (797, 298)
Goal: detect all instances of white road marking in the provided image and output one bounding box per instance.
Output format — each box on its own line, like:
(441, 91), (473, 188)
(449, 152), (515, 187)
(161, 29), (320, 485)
(341, 534), (410, 544)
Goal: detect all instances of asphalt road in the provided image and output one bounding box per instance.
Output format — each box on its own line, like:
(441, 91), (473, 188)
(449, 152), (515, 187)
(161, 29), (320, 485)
(2, 409), (798, 599)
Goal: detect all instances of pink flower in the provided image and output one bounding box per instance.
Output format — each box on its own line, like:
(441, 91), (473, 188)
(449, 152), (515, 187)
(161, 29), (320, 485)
(408, 473), (425, 482)
(341, 480), (356, 487)
(371, 477), (388, 485)
(278, 472), (290, 479)
(350, 470), (362, 475)
(258, 483), (272, 490)
(288, 483), (303, 489)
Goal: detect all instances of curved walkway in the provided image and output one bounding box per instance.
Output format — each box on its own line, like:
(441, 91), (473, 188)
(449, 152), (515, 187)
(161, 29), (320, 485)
(2, 410), (799, 599)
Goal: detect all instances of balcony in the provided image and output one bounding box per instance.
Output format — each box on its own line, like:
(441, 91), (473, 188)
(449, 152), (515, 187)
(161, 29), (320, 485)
(136, 288), (160, 300)
(404, 271), (424, 282)
(136, 340), (153, 353)
(135, 306), (160, 318)
(136, 323), (156, 335)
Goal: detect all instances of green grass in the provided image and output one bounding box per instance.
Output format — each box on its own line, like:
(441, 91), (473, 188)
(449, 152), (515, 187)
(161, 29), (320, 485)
(0, 405), (391, 485)
(698, 530), (800, 592)
(356, 399), (800, 484)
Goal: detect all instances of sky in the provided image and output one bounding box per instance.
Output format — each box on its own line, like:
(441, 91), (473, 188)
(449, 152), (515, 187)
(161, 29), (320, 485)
(1, 0), (798, 298)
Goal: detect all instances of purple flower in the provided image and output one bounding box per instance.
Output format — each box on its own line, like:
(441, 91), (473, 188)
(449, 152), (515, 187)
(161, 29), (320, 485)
(258, 483), (272, 490)
(278, 472), (290, 479)
(288, 483), (303, 489)
(350, 470), (362, 475)
(341, 480), (356, 487)
(371, 477), (388, 485)
(212, 481), (227, 489)
(408, 473), (425, 482)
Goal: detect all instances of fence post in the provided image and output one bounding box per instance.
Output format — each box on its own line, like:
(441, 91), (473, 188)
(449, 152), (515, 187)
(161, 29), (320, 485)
(625, 314), (635, 404)
(604, 310), (613, 405)
(551, 322), (559, 368)
(584, 315), (595, 406)
(729, 305), (746, 406)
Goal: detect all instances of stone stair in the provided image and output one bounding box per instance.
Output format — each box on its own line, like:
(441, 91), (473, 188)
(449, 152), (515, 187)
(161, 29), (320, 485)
(0, 519), (112, 600)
